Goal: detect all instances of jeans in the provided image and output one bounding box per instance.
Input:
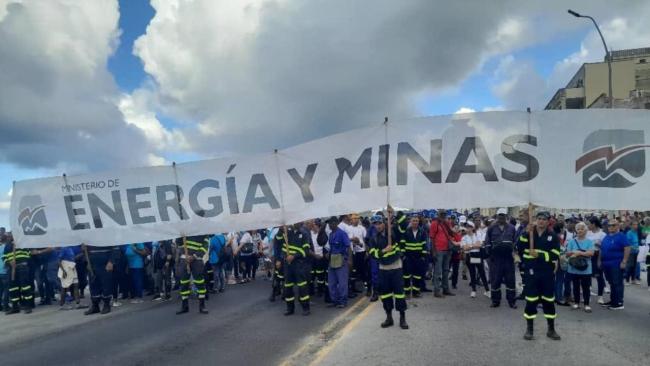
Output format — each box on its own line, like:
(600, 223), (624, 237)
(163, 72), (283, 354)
(571, 274), (591, 306)
(592, 252), (605, 296)
(625, 252), (639, 282)
(433, 251), (451, 292)
(212, 263), (225, 291)
(0, 273), (9, 309)
(555, 268), (566, 302)
(240, 255), (255, 279)
(328, 265), (349, 306)
(603, 265), (624, 306)
(154, 266), (172, 297)
(130, 268), (144, 298)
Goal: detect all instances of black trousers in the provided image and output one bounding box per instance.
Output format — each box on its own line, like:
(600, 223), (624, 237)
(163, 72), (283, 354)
(523, 270), (556, 321)
(89, 256), (113, 303)
(271, 261), (284, 298)
(75, 259), (88, 295)
(379, 268), (407, 313)
(9, 264), (34, 309)
(204, 263), (214, 290)
(284, 260), (310, 310)
(178, 259), (206, 301)
(350, 252), (366, 291)
(489, 256), (516, 305)
(403, 255), (426, 295)
(465, 255), (489, 292)
(571, 274), (591, 306)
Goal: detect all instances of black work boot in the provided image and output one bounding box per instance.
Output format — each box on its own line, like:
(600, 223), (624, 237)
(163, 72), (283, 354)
(381, 311), (394, 328)
(370, 292), (379, 302)
(100, 298), (111, 314)
(199, 299), (209, 314)
(399, 312), (409, 329)
(546, 319), (561, 340)
(84, 299), (100, 315)
(23, 305), (33, 314)
(6, 302), (20, 315)
(284, 302), (295, 316)
(176, 299), (189, 315)
(523, 319), (534, 340)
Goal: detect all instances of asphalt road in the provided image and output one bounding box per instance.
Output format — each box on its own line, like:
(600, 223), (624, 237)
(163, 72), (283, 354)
(0, 279), (359, 366)
(2, 273), (649, 366)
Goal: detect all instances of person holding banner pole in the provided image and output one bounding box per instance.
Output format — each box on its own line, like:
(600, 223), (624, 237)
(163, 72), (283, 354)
(279, 223), (312, 316)
(83, 244), (120, 315)
(176, 235), (209, 315)
(518, 211), (562, 341)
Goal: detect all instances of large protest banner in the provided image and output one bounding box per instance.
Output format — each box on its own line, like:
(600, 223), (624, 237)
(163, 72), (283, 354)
(10, 109), (650, 248)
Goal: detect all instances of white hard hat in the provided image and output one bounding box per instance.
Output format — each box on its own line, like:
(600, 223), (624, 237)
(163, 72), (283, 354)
(496, 208), (508, 216)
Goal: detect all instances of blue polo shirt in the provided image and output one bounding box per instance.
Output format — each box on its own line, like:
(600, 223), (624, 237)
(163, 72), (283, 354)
(328, 228), (350, 260)
(57, 247), (76, 262)
(600, 232), (629, 268)
(209, 234), (226, 264)
(124, 243), (145, 269)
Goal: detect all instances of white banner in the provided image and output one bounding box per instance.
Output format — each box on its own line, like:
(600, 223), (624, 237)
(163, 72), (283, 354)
(10, 109), (650, 248)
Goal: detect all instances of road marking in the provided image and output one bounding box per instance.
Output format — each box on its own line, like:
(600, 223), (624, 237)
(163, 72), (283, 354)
(309, 301), (375, 366)
(278, 298), (371, 366)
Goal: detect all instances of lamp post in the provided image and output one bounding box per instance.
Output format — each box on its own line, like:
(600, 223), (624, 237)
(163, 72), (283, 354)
(568, 9), (613, 108)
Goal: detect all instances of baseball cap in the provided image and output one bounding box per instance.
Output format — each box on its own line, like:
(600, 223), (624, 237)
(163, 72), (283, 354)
(536, 211), (551, 220)
(459, 215), (467, 224)
(370, 215), (384, 224)
(496, 208), (508, 216)
(466, 221), (475, 228)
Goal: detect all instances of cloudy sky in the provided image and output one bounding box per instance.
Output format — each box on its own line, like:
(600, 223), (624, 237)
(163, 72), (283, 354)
(1, 0), (649, 229)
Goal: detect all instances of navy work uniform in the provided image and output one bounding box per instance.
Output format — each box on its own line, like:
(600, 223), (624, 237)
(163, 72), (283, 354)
(483, 222), (518, 307)
(84, 245), (120, 315)
(3, 241), (34, 314)
(176, 235), (209, 314)
(402, 224), (428, 297)
(517, 218), (561, 340)
(275, 226), (313, 316)
(369, 216), (408, 329)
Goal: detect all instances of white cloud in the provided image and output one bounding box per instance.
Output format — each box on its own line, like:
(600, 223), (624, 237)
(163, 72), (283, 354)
(454, 107), (476, 114)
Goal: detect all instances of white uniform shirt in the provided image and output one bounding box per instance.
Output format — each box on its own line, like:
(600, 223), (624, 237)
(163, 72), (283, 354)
(344, 224), (367, 253)
(586, 229), (606, 250)
(311, 231), (324, 257)
(461, 234), (480, 253)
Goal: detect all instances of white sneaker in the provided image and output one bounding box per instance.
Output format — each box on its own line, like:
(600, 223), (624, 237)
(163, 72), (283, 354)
(605, 287), (610, 294)
(483, 291), (490, 298)
(571, 304), (579, 310)
(112, 301), (122, 307)
(470, 291), (476, 298)
(633, 280), (642, 285)
(597, 296), (605, 305)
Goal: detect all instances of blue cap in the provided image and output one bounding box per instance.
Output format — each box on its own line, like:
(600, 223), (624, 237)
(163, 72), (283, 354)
(370, 215), (384, 224)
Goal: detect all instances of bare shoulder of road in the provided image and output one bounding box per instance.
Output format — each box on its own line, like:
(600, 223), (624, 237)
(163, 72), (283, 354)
(312, 284), (650, 366)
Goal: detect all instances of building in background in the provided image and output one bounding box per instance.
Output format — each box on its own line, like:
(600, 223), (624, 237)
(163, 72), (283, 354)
(545, 47), (650, 110)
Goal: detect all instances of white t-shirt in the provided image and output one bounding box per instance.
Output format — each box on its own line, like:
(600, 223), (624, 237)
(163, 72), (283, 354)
(311, 231), (324, 257)
(461, 234), (480, 252)
(476, 227), (487, 243)
(586, 229), (606, 250)
(344, 224), (367, 253)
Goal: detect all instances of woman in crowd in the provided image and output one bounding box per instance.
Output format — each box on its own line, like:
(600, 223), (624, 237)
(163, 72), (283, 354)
(461, 222), (489, 298)
(566, 222), (594, 313)
(124, 243), (148, 304)
(237, 231), (256, 282)
(586, 217), (607, 304)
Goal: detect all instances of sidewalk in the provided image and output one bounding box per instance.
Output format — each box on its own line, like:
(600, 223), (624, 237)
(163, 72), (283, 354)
(313, 280), (650, 366)
(0, 297), (166, 347)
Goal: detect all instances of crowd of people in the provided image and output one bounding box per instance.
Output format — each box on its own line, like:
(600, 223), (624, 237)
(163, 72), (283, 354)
(1, 208), (649, 339)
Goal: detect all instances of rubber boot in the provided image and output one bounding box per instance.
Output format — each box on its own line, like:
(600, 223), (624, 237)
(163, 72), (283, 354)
(176, 299), (189, 315)
(100, 298), (111, 314)
(199, 299), (209, 314)
(399, 311), (409, 329)
(546, 319), (561, 340)
(284, 301), (295, 316)
(381, 311), (394, 328)
(84, 299), (100, 315)
(302, 302), (311, 316)
(523, 319), (534, 340)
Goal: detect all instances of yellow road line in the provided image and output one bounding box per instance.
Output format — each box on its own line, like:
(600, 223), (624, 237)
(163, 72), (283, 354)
(278, 298), (371, 366)
(309, 301), (376, 366)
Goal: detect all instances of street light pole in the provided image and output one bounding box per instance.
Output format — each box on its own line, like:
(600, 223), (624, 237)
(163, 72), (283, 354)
(568, 9), (613, 109)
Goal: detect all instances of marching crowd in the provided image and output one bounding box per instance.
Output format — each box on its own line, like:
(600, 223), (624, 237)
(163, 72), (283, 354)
(1, 208), (649, 339)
